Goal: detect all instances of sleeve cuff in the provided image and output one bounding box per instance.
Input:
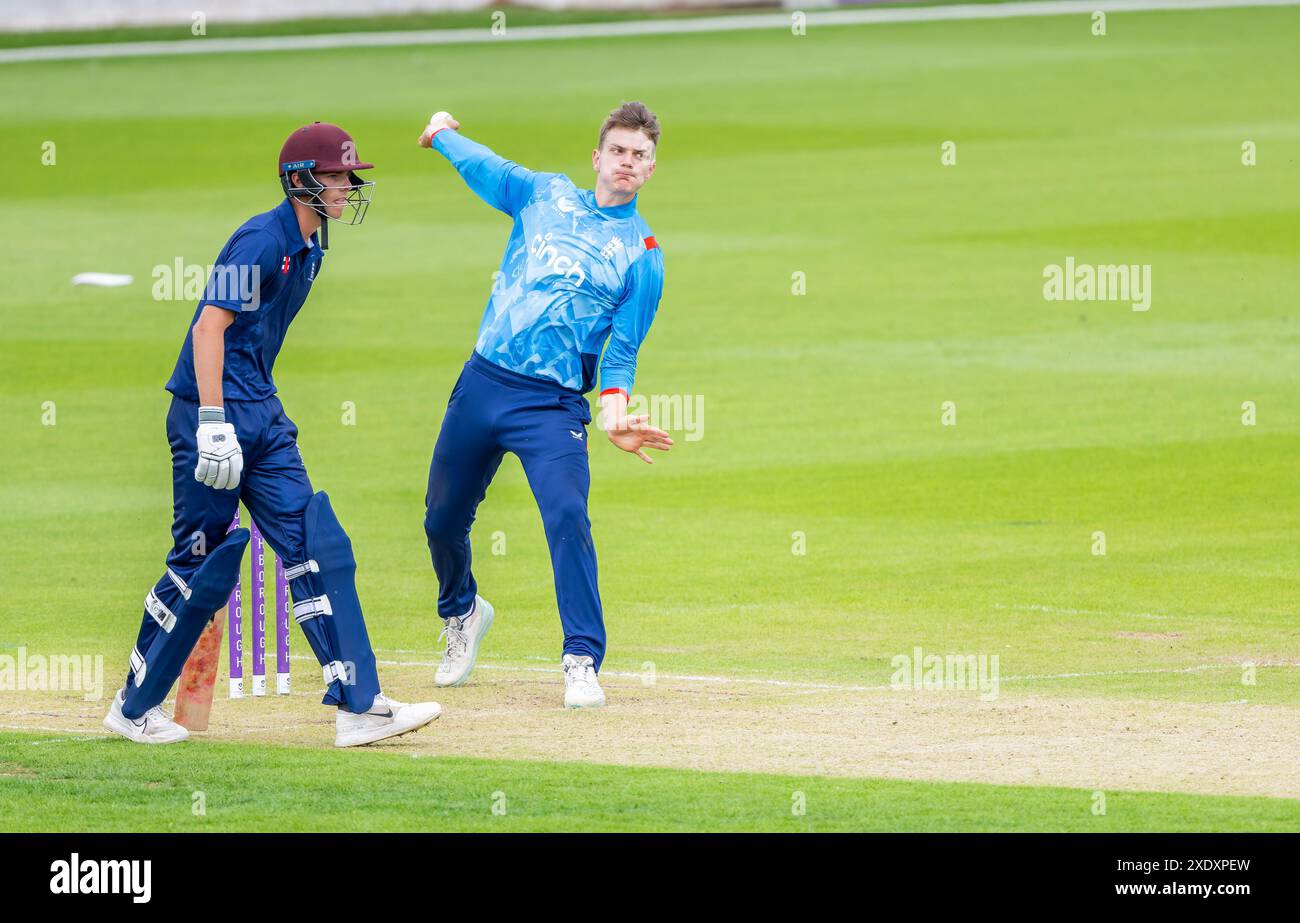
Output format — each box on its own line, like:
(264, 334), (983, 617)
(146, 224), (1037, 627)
(429, 127), (457, 150)
(600, 388), (629, 400)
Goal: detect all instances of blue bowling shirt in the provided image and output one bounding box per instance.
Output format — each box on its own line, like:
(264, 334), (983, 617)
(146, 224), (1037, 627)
(431, 129), (664, 395)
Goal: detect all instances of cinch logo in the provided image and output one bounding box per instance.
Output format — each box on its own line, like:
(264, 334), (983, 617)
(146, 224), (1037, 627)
(49, 853), (152, 903)
(529, 233), (586, 287)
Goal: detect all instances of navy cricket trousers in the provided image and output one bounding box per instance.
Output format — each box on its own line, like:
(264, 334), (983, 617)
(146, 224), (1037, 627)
(122, 394), (378, 715)
(424, 353), (605, 668)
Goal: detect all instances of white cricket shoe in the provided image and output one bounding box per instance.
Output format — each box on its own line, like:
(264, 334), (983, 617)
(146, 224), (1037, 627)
(563, 654), (606, 708)
(334, 693), (441, 748)
(103, 688), (189, 744)
(435, 595), (494, 687)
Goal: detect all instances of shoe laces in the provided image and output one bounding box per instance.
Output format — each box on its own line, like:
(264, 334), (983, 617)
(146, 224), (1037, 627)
(438, 617), (468, 663)
(565, 656), (597, 688)
(143, 705), (168, 725)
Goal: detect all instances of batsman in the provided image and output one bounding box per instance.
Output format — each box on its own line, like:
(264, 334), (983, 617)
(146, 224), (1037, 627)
(104, 122), (440, 746)
(419, 102), (673, 707)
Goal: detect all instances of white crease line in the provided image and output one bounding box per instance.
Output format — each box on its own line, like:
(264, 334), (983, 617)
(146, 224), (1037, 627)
(335, 654), (1298, 690)
(996, 603), (1173, 621)
(295, 652), (888, 691)
(1005, 661), (1298, 680)
(2, 0), (1297, 64)
(0, 724), (108, 737)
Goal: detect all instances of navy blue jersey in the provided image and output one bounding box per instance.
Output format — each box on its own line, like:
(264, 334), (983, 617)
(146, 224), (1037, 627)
(166, 199), (323, 402)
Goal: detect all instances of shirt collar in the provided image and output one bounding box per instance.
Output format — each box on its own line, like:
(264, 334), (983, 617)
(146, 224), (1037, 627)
(581, 188), (637, 219)
(276, 197), (316, 254)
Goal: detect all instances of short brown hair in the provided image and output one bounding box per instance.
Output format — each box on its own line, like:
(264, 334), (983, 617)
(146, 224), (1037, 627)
(598, 101), (660, 150)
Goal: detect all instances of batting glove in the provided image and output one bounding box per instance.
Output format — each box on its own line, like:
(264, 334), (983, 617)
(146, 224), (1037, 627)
(194, 407), (244, 491)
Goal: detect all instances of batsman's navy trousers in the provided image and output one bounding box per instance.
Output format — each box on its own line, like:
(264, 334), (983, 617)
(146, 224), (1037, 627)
(424, 353), (605, 668)
(122, 394), (378, 716)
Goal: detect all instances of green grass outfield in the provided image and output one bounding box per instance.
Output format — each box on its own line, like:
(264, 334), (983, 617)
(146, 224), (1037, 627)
(1, 731), (1295, 832)
(2, 3), (1298, 830)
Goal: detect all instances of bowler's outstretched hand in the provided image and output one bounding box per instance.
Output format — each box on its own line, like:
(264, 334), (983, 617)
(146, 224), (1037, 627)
(419, 111), (460, 147)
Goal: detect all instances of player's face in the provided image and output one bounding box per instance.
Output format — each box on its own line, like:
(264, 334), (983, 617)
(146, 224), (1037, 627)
(314, 171), (353, 220)
(592, 128), (656, 197)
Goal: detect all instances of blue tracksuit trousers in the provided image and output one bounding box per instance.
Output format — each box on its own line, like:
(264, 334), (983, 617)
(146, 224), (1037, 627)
(424, 353), (606, 668)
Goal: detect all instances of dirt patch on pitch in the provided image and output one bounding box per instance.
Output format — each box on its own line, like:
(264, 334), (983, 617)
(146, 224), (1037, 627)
(4, 663), (1297, 800)
(5, 660), (1294, 806)
(404, 669), (1299, 800)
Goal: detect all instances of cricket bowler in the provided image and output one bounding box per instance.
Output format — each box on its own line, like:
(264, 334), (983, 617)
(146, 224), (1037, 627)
(103, 122), (440, 746)
(418, 102), (673, 707)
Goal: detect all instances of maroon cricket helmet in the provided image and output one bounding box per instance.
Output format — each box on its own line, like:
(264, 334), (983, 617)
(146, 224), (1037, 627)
(278, 121), (374, 180)
(278, 122), (375, 245)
